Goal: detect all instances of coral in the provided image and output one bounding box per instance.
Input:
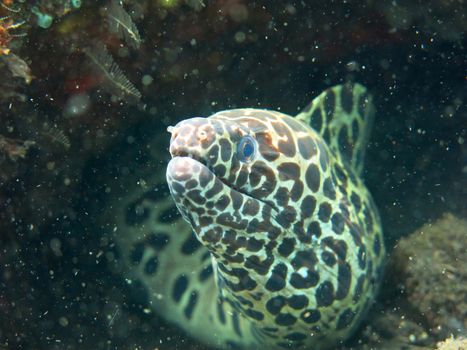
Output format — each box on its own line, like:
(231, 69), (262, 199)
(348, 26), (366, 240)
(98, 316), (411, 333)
(0, 3), (27, 55)
(437, 336), (467, 350)
(389, 213), (467, 339)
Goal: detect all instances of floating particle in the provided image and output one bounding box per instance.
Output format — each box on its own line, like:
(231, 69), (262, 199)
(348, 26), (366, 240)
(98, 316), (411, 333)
(63, 93), (91, 118)
(85, 44), (141, 103)
(142, 74), (153, 86)
(107, 0), (142, 49)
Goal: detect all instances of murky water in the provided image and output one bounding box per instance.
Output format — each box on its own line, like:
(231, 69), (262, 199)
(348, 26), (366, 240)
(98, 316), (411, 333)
(0, 1), (465, 349)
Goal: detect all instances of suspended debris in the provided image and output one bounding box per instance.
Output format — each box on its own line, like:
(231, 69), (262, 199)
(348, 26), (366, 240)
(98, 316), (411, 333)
(0, 135), (35, 161)
(3, 53), (32, 84)
(107, 0), (141, 49)
(84, 44), (141, 103)
(44, 127), (71, 149)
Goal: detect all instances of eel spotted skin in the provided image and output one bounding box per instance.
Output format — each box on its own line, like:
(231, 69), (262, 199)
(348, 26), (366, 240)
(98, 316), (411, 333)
(106, 83), (385, 349)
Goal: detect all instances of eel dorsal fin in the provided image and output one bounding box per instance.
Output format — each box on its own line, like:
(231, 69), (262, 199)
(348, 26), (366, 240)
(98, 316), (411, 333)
(295, 83), (374, 176)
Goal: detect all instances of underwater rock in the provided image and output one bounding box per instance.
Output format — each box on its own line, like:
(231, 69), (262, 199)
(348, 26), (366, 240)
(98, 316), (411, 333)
(353, 306), (433, 349)
(389, 213), (467, 339)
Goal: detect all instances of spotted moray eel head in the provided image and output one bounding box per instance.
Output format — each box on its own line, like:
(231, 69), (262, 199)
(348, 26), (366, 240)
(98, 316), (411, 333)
(166, 110), (325, 256)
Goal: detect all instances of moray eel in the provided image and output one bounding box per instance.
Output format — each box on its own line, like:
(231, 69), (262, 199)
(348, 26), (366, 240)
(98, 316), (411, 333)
(108, 83), (385, 349)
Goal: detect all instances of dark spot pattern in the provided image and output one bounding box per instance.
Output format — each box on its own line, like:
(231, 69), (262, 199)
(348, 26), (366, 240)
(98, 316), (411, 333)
(349, 222), (363, 247)
(285, 332), (307, 341)
(315, 281), (334, 307)
(324, 90), (336, 118)
(335, 164), (347, 184)
(257, 131), (280, 161)
(305, 164), (320, 192)
(184, 291), (198, 319)
(144, 256), (159, 275)
(322, 237), (348, 261)
(297, 136), (317, 160)
(335, 262), (352, 300)
(358, 93), (369, 117)
(277, 162), (301, 181)
(245, 255), (273, 275)
(278, 238), (295, 258)
(232, 312), (242, 336)
(323, 177), (336, 200)
(172, 275), (189, 303)
(226, 268), (257, 291)
(266, 296), (286, 315)
(288, 294), (309, 309)
(246, 237), (264, 252)
(301, 309), (321, 324)
(158, 205), (180, 223)
(231, 190), (243, 211)
(217, 300), (226, 324)
(331, 212), (345, 234)
(353, 275), (365, 303)
(350, 192), (362, 212)
(357, 246), (366, 270)
(300, 195), (316, 218)
(318, 202), (332, 222)
(225, 341), (241, 349)
(219, 138), (232, 162)
(273, 122), (296, 157)
(213, 164), (227, 178)
(265, 263), (288, 292)
(321, 251), (336, 267)
(352, 120), (359, 143)
(307, 221), (322, 238)
(275, 313), (297, 326)
(207, 144), (220, 164)
(310, 109), (323, 132)
(206, 179), (224, 198)
(291, 251), (318, 271)
(199, 264), (213, 282)
(363, 207), (374, 232)
(181, 233), (202, 255)
(148, 232), (170, 250)
(126, 202), (149, 226)
(336, 308), (356, 330)
(341, 84), (354, 114)
(373, 234), (381, 256)
(274, 187), (290, 208)
(130, 242), (144, 265)
(242, 198), (260, 216)
(290, 182), (304, 202)
(290, 271), (319, 289)
(245, 308), (264, 321)
(338, 126), (353, 163)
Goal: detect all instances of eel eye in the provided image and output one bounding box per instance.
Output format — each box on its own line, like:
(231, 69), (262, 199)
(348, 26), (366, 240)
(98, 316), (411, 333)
(237, 135), (257, 163)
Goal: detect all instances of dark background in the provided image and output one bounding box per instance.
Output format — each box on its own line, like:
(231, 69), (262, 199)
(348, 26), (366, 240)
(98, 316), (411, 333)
(0, 1), (465, 349)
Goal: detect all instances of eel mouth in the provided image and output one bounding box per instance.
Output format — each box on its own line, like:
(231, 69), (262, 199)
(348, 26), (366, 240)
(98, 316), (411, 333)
(168, 151), (279, 215)
(170, 149), (204, 164)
